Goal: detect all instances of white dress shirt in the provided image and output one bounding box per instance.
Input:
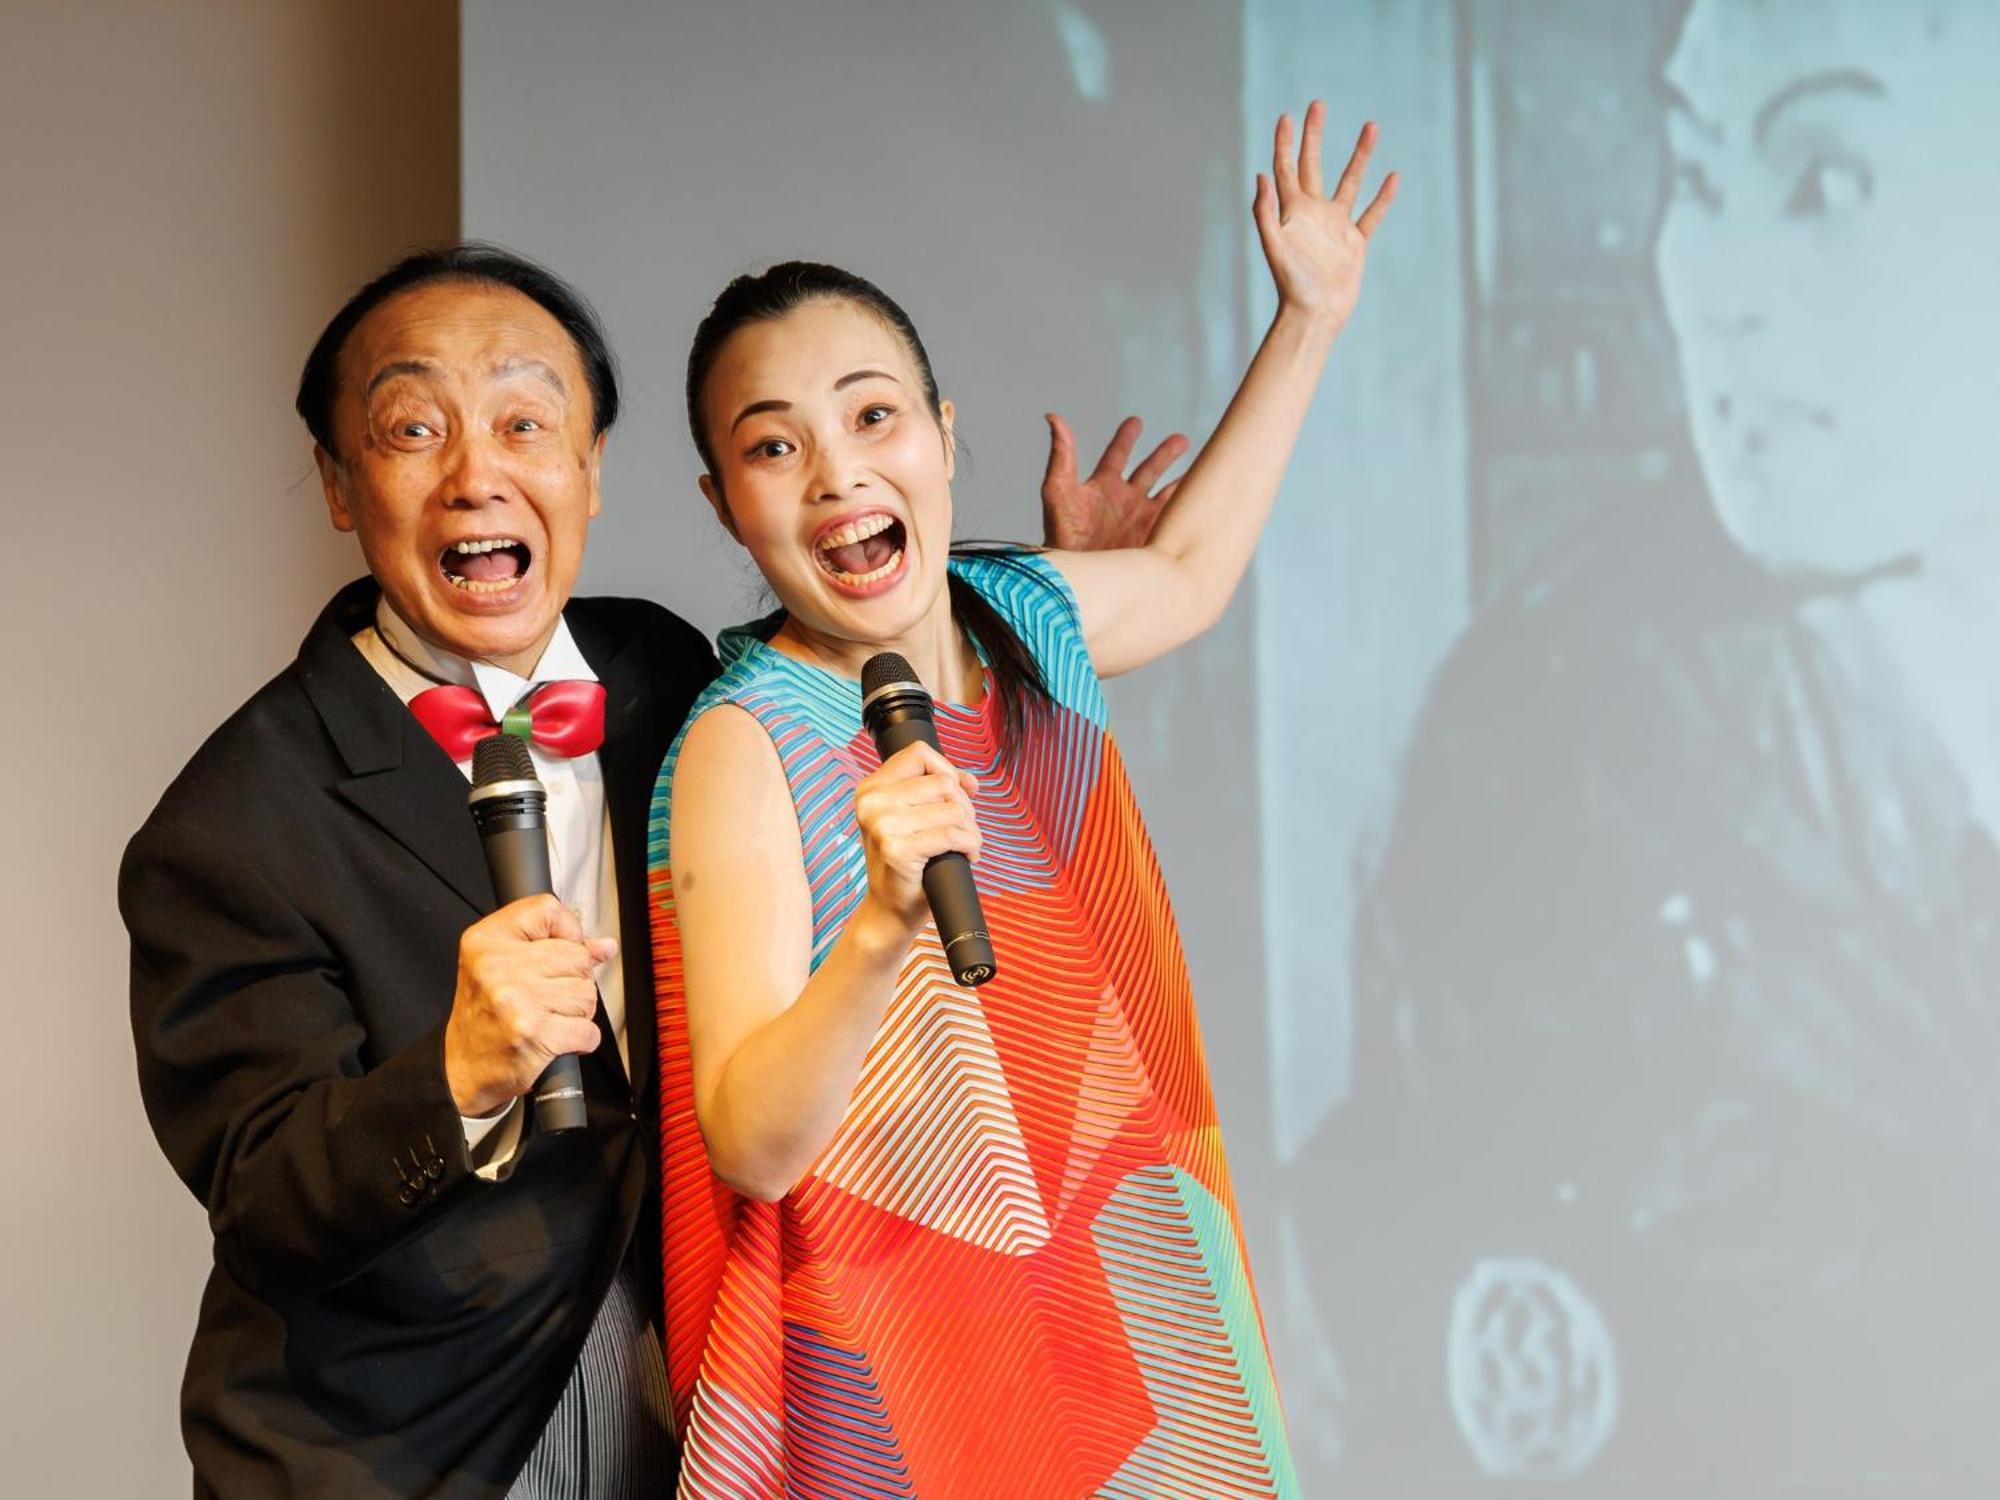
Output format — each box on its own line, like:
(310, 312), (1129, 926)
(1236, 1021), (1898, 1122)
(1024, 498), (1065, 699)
(352, 600), (626, 1176)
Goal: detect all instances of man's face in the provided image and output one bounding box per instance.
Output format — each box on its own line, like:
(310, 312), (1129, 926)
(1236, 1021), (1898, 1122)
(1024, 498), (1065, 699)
(315, 280), (604, 672)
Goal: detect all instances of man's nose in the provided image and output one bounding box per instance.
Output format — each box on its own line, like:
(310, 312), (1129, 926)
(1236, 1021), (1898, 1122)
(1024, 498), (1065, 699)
(441, 430), (510, 508)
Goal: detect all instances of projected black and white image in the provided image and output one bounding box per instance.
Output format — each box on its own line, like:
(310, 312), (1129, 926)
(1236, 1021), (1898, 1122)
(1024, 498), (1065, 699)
(1264, 0), (2000, 1488)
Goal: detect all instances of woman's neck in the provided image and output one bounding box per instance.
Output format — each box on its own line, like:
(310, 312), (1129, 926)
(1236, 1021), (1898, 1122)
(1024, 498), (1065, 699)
(770, 584), (984, 703)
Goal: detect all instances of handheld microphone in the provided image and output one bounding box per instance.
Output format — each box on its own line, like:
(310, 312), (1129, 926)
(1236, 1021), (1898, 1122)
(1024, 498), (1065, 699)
(469, 733), (587, 1133)
(860, 652), (997, 987)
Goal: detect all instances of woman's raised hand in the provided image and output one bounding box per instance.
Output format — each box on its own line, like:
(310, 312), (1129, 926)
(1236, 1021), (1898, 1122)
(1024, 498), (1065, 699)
(1254, 101), (1396, 332)
(853, 742), (981, 932)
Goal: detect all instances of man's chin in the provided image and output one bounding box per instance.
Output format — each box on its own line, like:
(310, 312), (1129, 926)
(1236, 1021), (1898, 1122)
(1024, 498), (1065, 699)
(396, 579), (565, 670)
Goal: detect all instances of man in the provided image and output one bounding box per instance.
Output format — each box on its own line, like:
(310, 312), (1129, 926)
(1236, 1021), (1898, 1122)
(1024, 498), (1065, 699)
(123, 243), (1180, 1498)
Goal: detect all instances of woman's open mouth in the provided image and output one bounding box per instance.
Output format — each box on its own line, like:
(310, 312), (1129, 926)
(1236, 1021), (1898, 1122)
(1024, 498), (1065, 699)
(439, 537), (533, 596)
(813, 512), (907, 596)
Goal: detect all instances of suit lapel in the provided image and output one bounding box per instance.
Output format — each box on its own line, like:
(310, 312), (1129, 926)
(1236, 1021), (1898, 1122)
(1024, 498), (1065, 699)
(297, 580), (496, 917)
(572, 604), (662, 1119)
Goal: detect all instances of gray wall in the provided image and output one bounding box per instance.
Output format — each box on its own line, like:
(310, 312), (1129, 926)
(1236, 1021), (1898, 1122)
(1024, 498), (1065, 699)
(1, 2), (458, 1489)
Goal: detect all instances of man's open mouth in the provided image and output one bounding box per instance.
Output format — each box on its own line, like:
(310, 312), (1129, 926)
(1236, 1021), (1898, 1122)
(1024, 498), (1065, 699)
(440, 537), (532, 595)
(814, 512), (905, 587)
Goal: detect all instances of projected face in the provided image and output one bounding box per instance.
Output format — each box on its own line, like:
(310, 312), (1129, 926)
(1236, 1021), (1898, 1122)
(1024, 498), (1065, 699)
(1657, 0), (2000, 576)
(699, 299), (958, 662)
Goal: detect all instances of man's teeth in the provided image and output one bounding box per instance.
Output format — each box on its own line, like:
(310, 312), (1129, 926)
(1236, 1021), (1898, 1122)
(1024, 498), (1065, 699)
(442, 537), (527, 593)
(817, 514), (895, 553)
(825, 548), (903, 586)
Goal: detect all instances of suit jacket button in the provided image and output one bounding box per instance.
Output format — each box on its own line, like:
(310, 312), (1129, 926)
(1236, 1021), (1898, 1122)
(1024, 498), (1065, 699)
(425, 1156), (445, 1180)
(398, 1185), (419, 1207)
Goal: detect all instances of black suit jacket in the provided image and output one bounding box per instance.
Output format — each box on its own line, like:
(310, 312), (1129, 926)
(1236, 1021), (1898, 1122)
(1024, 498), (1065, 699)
(122, 578), (716, 1498)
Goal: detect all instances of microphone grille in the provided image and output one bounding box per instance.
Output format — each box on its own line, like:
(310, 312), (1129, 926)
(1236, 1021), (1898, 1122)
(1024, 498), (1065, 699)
(471, 731), (536, 787)
(861, 651), (922, 701)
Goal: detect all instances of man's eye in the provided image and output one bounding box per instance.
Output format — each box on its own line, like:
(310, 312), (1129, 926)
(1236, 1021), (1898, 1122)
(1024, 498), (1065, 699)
(752, 438), (794, 460)
(1784, 155), (1871, 218)
(398, 421), (436, 439)
(510, 418), (542, 433)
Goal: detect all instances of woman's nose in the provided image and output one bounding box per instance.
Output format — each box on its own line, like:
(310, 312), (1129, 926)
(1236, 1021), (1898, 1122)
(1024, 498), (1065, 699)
(810, 438), (866, 503)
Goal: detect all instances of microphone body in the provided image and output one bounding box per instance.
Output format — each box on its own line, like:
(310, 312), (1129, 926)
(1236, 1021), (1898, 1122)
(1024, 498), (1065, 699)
(860, 653), (998, 987)
(469, 735), (587, 1133)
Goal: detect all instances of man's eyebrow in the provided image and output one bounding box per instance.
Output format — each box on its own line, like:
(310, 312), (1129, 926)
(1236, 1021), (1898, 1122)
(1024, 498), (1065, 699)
(1754, 68), (1886, 148)
(364, 359), (437, 398)
(494, 357), (568, 396)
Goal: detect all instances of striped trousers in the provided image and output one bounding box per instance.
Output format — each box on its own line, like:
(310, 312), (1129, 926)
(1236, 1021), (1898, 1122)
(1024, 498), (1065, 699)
(507, 1260), (676, 1499)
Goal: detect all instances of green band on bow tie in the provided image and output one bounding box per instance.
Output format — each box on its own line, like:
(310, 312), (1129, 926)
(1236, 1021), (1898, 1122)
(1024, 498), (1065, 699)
(502, 699), (535, 742)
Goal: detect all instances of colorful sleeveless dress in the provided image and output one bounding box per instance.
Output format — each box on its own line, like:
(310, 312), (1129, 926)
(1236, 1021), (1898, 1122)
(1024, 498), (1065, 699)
(648, 552), (1297, 1497)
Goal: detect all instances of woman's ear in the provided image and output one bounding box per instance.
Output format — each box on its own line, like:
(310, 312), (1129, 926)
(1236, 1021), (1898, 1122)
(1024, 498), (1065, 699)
(698, 474), (741, 542)
(939, 398), (957, 481)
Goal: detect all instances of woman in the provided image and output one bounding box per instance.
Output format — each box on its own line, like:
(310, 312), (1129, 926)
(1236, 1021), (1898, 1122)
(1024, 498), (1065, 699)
(651, 104), (1393, 1497)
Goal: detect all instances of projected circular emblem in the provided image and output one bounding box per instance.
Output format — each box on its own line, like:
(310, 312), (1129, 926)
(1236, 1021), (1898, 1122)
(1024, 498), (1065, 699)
(1446, 1256), (1618, 1477)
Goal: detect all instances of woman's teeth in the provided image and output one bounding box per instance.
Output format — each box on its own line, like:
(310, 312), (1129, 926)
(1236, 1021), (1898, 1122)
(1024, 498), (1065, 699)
(814, 513), (903, 585)
(818, 513), (895, 551)
(824, 548), (904, 586)
(451, 538), (518, 555)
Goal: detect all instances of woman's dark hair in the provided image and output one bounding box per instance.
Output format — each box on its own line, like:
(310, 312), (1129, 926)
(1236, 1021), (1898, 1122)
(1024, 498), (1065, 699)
(295, 242), (620, 458)
(686, 260), (1055, 745)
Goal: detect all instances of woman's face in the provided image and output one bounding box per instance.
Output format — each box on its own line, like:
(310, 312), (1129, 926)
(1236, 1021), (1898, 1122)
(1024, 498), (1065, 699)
(1657, 0), (2000, 575)
(699, 298), (956, 650)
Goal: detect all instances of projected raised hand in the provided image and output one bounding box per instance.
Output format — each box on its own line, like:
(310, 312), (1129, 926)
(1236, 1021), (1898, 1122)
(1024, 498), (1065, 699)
(1254, 101), (1396, 331)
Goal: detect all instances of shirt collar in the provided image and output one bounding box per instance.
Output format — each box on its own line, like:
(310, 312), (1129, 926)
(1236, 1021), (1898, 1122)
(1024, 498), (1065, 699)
(374, 597), (599, 724)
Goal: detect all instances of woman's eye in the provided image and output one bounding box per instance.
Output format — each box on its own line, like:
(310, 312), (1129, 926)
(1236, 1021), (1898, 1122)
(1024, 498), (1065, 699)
(752, 438), (794, 460)
(1784, 154), (1871, 218)
(859, 405), (894, 427)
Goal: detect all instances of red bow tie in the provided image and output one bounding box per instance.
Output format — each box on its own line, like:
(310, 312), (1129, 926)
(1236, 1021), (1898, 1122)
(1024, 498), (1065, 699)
(407, 680), (607, 762)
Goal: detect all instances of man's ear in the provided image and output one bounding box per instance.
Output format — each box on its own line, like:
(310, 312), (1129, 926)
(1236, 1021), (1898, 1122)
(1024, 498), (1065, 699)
(315, 445), (356, 533)
(939, 398), (957, 482)
(586, 430), (607, 520)
(698, 474), (741, 542)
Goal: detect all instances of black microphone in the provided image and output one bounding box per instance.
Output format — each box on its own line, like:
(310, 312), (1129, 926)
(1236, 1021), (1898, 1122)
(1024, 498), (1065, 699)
(469, 733), (587, 1133)
(860, 652), (997, 987)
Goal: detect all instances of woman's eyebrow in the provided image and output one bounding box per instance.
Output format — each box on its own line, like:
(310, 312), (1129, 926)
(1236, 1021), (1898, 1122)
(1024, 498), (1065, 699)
(835, 369), (900, 390)
(1754, 68), (1887, 148)
(731, 398), (788, 432)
